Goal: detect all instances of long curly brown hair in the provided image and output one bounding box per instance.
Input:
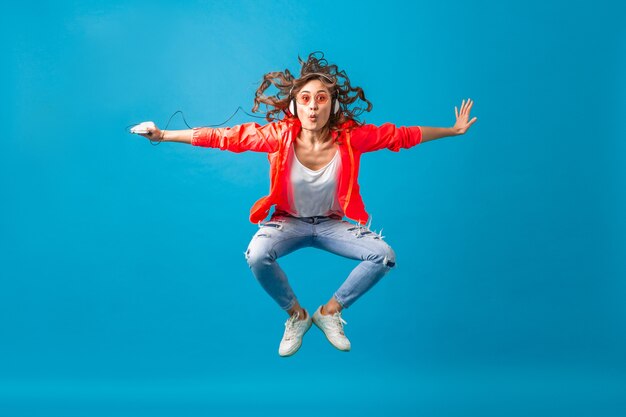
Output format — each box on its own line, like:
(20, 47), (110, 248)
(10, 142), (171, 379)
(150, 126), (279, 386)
(252, 52), (373, 129)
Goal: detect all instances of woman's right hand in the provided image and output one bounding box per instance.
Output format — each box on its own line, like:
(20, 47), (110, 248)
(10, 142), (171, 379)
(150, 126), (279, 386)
(139, 124), (164, 141)
(135, 126), (194, 144)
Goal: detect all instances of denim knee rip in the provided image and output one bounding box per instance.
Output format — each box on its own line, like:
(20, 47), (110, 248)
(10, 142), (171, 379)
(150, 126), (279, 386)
(243, 220), (285, 260)
(254, 220), (285, 238)
(347, 219), (396, 268)
(383, 254), (396, 268)
(346, 218), (385, 241)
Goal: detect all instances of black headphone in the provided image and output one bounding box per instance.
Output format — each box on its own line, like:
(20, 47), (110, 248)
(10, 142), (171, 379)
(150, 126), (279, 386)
(288, 73), (341, 117)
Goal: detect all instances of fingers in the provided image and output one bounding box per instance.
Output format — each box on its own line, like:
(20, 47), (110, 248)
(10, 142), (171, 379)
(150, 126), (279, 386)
(458, 99), (475, 124)
(456, 98), (476, 119)
(462, 98), (472, 114)
(140, 126), (159, 140)
(147, 127), (161, 139)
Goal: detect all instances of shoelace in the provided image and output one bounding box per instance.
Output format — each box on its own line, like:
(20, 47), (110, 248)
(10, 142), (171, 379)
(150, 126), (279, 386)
(283, 312), (302, 341)
(331, 313), (347, 335)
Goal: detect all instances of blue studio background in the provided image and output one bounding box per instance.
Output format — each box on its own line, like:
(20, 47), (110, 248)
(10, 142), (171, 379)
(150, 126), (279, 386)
(1, 0), (625, 416)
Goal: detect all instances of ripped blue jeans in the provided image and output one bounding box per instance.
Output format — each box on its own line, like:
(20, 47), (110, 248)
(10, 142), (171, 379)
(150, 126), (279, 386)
(244, 212), (396, 311)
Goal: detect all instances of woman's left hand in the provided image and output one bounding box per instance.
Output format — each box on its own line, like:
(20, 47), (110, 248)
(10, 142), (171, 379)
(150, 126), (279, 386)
(453, 98), (478, 135)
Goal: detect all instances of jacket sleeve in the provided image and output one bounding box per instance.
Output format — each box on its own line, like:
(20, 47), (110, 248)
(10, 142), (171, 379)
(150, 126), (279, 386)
(350, 123), (422, 153)
(190, 122), (281, 153)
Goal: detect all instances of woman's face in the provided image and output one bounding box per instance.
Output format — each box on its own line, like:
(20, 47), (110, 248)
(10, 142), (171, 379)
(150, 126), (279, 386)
(294, 79), (332, 132)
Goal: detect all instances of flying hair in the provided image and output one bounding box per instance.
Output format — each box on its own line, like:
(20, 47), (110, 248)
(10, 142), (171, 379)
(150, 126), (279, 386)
(252, 52), (373, 129)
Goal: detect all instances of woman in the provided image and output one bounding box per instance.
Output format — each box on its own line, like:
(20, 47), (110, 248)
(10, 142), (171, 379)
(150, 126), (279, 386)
(137, 52), (477, 356)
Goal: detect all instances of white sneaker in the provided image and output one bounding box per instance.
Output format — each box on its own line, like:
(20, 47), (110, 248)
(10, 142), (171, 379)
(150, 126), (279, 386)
(312, 306), (351, 351)
(278, 310), (312, 357)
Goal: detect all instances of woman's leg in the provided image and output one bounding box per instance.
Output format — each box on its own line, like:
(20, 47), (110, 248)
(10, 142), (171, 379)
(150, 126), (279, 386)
(313, 219), (397, 310)
(244, 214), (311, 314)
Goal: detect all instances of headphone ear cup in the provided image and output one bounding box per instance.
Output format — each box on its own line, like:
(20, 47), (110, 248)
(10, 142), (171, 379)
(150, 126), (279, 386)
(333, 98), (340, 114)
(289, 99), (296, 116)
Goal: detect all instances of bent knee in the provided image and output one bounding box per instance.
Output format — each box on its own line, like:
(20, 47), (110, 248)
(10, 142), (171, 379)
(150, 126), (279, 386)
(244, 246), (274, 268)
(382, 245), (396, 268)
(367, 244), (396, 268)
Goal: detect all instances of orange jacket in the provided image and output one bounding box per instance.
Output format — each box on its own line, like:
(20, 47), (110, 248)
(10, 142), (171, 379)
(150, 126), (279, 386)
(191, 117), (422, 224)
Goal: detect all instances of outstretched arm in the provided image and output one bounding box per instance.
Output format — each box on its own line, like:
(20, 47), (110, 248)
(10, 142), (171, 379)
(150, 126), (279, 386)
(138, 126), (193, 144)
(138, 123), (280, 153)
(160, 129), (193, 144)
(421, 98), (478, 143)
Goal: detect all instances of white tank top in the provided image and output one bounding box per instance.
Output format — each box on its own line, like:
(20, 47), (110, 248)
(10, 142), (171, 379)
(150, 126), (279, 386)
(286, 145), (343, 218)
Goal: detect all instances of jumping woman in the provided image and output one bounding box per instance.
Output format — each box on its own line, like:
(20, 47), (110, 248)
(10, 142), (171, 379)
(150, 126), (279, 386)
(136, 52), (477, 356)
